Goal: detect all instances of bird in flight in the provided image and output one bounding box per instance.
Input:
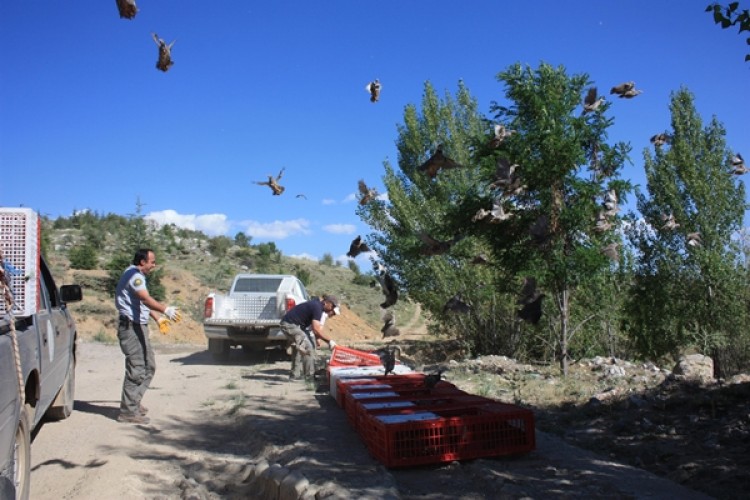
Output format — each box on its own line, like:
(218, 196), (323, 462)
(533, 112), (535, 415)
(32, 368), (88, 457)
(152, 33), (175, 72)
(600, 242), (620, 261)
(582, 87), (604, 114)
(254, 168), (285, 195)
(489, 124), (515, 148)
(650, 133), (672, 147)
(660, 212), (679, 231)
(417, 232), (462, 256)
(358, 180), (378, 205)
(381, 309), (400, 338)
(347, 235), (371, 258)
(731, 153), (748, 175)
(116, 0), (137, 19)
(443, 294), (470, 314)
(610, 81), (635, 96)
(687, 232), (702, 248)
(366, 79), (381, 102)
(418, 144), (463, 178)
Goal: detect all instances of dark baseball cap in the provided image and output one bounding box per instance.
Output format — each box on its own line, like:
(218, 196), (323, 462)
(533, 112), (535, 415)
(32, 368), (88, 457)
(323, 294), (339, 307)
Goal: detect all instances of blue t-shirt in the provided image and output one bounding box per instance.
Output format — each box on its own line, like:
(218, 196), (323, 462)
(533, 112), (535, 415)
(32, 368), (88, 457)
(281, 299), (324, 328)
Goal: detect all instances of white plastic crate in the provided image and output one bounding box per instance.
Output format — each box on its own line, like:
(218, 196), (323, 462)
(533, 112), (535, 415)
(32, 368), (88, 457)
(0, 208), (39, 317)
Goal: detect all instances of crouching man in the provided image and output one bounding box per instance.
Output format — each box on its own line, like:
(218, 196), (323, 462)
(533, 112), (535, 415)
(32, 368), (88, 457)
(280, 294), (339, 380)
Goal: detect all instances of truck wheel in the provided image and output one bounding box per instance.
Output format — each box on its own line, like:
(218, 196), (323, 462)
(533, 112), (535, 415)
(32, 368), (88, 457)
(46, 354), (76, 420)
(208, 339), (230, 361)
(12, 405), (31, 500)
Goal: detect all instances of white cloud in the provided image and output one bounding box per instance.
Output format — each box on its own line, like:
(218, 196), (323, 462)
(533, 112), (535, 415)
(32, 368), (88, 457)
(322, 198), (336, 205)
(146, 210), (230, 236)
(242, 218), (311, 239)
(323, 224), (356, 235)
(343, 193), (357, 203)
(289, 253), (319, 262)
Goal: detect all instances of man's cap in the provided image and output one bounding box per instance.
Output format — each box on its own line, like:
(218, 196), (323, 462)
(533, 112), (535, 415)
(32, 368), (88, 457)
(323, 294), (339, 307)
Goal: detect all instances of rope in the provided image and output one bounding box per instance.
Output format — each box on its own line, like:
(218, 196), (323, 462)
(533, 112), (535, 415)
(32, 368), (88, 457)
(1, 250), (25, 406)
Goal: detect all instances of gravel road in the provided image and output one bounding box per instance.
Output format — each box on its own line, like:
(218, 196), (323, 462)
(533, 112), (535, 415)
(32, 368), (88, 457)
(27, 341), (713, 499)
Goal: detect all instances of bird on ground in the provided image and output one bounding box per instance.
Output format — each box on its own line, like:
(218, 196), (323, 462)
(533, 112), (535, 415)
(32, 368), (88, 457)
(489, 124), (516, 148)
(424, 369), (446, 389)
(366, 79), (381, 102)
(610, 81), (635, 96)
(731, 153), (748, 175)
(687, 232), (703, 247)
(517, 294), (545, 325)
(381, 309), (400, 338)
(583, 87), (604, 114)
(443, 294), (470, 314)
(418, 144), (464, 178)
(489, 157), (517, 189)
(254, 168), (285, 195)
(600, 242), (620, 261)
(358, 180), (378, 205)
(650, 133), (672, 147)
(660, 212), (680, 231)
(116, 0), (137, 18)
(347, 235), (371, 258)
(417, 232), (462, 256)
(152, 33), (175, 72)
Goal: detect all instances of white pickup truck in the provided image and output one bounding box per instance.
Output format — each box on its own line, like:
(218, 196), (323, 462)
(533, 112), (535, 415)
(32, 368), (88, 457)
(202, 274), (310, 361)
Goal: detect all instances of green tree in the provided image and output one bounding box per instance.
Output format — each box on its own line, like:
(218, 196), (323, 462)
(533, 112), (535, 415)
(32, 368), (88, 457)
(69, 244), (98, 270)
(234, 232), (251, 247)
(706, 2), (750, 62)
(207, 235), (233, 257)
(626, 87), (748, 375)
(319, 253), (335, 267)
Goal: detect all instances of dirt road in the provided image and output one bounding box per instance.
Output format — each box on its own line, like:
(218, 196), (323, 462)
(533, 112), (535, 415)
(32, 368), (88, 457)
(27, 341), (712, 499)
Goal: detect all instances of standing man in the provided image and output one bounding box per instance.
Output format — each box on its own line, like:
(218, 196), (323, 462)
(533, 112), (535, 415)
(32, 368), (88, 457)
(115, 248), (180, 424)
(280, 294), (339, 380)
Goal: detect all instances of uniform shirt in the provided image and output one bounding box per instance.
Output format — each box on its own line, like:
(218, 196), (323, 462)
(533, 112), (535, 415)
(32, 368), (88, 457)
(281, 299), (325, 328)
(115, 265), (150, 324)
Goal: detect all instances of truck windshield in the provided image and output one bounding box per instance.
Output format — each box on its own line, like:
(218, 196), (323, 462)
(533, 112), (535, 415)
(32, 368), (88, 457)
(233, 278), (283, 293)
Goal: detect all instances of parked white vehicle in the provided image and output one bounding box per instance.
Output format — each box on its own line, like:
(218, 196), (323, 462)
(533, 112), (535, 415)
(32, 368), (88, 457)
(203, 274), (310, 361)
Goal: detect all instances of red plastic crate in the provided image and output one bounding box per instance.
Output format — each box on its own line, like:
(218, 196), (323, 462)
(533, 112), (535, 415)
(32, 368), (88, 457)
(336, 373), (430, 408)
(328, 345), (383, 367)
(360, 403), (536, 468)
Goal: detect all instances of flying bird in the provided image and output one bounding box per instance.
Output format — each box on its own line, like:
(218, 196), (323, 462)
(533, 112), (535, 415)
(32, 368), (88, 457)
(489, 157), (517, 189)
(347, 235), (371, 258)
(418, 144), (463, 178)
(610, 81), (635, 96)
(687, 232), (702, 247)
(366, 79), (381, 102)
(660, 212), (679, 231)
(594, 211), (613, 233)
(489, 124), (515, 148)
(443, 294), (471, 314)
(582, 87), (604, 114)
(374, 262), (398, 308)
(473, 196), (513, 223)
(358, 180), (378, 205)
(602, 189), (618, 217)
(152, 33), (175, 72)
(619, 88), (643, 99)
(375, 345), (400, 376)
(529, 214), (551, 245)
(517, 293), (545, 325)
(116, 0), (137, 19)
(600, 242), (620, 261)
(417, 232), (462, 256)
(295, 194), (307, 199)
(470, 253), (490, 265)
(254, 168), (285, 195)
(731, 153), (748, 175)
(517, 277), (540, 306)
(381, 309), (400, 338)
(650, 133), (672, 147)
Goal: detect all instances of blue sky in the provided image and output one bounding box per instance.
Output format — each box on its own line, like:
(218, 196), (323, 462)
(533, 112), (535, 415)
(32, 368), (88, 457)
(2, 1), (748, 265)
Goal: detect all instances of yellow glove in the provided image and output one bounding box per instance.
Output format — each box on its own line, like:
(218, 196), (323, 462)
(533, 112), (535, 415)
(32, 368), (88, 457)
(158, 317), (171, 335)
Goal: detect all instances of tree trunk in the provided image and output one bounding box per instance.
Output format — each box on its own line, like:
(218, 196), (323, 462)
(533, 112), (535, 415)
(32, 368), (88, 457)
(558, 287), (570, 377)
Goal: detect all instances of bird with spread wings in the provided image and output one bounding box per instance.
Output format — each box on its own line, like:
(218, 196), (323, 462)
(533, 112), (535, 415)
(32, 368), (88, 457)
(254, 168), (285, 195)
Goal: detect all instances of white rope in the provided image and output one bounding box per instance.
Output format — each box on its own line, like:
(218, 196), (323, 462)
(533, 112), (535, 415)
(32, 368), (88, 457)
(1, 250), (25, 405)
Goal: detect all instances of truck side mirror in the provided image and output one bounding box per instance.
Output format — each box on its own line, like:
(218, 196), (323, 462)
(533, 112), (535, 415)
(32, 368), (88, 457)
(60, 284), (83, 303)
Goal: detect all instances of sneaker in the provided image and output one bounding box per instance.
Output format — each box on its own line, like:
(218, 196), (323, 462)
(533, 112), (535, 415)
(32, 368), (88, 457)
(117, 412), (150, 424)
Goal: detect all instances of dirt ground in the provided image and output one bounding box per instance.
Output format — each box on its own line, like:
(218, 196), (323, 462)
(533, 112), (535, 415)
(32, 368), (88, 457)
(26, 337), (715, 500)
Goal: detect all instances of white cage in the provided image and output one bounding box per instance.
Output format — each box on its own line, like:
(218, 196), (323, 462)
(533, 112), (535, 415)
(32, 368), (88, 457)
(0, 208), (39, 317)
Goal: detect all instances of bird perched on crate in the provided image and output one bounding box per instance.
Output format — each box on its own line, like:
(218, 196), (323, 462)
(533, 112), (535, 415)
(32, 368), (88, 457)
(418, 144), (463, 178)
(376, 345), (400, 376)
(152, 33), (175, 72)
(424, 369), (446, 390)
(610, 81), (635, 96)
(347, 235), (371, 258)
(366, 79), (381, 102)
(116, 0), (138, 19)
(582, 87), (604, 114)
(254, 168), (285, 195)
(358, 179), (378, 205)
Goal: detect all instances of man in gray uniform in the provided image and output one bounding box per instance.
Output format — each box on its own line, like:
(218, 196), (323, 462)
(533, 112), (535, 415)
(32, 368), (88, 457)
(115, 248), (180, 424)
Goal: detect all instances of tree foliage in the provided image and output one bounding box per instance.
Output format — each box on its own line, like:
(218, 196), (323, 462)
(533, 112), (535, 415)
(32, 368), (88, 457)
(706, 2), (750, 62)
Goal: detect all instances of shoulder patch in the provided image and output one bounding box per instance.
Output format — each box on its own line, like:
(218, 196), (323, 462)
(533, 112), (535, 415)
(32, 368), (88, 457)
(133, 278), (143, 286)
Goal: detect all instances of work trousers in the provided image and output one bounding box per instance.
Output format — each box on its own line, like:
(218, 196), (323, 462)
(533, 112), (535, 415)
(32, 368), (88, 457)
(117, 316), (156, 415)
(280, 321), (315, 378)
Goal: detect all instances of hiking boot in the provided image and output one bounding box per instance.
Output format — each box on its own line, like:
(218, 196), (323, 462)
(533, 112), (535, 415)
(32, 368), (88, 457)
(117, 412), (150, 424)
